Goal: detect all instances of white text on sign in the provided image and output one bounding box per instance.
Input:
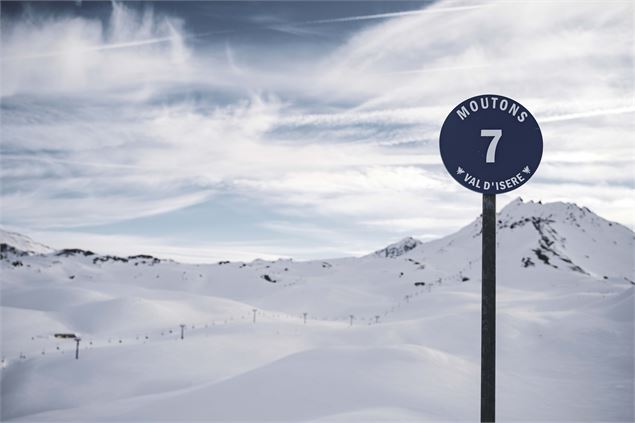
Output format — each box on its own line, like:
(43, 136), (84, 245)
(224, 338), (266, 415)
(461, 170), (529, 191)
(456, 96), (528, 123)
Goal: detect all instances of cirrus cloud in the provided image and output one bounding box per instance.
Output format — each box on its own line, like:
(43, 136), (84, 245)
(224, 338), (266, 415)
(1, 0), (633, 260)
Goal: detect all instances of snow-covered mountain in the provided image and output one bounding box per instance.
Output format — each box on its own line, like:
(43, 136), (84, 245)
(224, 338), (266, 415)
(0, 229), (54, 255)
(397, 197), (634, 281)
(1, 199), (633, 422)
(372, 236), (423, 258)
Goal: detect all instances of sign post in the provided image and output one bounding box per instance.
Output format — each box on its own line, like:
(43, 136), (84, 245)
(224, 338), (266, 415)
(439, 94), (542, 422)
(74, 337), (81, 360)
(481, 193), (496, 422)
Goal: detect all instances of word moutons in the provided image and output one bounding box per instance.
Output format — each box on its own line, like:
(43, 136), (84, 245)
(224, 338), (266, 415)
(456, 95), (528, 123)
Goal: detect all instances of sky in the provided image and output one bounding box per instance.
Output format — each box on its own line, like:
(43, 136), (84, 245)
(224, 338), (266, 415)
(1, 0), (633, 262)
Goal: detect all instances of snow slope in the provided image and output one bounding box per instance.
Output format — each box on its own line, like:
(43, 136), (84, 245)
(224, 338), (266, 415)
(1, 199), (633, 421)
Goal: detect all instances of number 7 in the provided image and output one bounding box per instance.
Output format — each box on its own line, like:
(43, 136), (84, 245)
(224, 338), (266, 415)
(481, 129), (502, 163)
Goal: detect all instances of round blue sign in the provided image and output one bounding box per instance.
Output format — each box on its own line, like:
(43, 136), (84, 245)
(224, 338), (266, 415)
(439, 94), (542, 194)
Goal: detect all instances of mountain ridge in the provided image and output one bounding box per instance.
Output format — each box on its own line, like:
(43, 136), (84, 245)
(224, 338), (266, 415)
(2, 198), (633, 275)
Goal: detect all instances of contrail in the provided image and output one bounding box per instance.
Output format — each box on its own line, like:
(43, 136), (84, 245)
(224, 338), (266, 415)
(539, 106), (635, 123)
(2, 4), (489, 61)
(301, 4), (490, 25)
(1, 30), (231, 62)
(0, 154), (143, 170)
(385, 63), (493, 75)
(3, 36), (177, 61)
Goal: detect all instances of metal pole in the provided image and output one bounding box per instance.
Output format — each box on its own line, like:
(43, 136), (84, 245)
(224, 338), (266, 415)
(180, 324), (185, 340)
(303, 312), (307, 324)
(75, 338), (81, 360)
(481, 194), (496, 422)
